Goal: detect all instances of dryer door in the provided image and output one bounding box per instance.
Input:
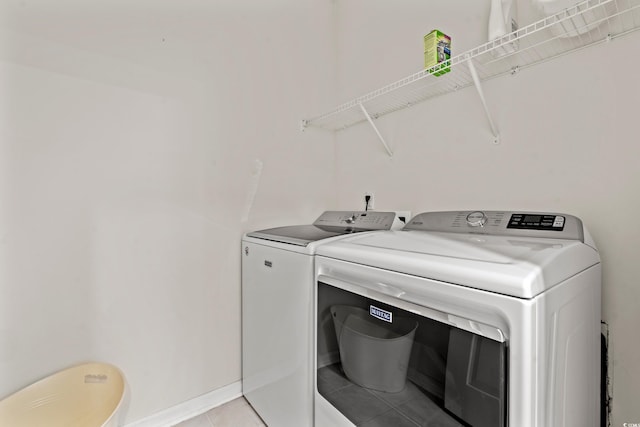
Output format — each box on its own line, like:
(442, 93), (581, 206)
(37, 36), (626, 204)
(316, 279), (507, 427)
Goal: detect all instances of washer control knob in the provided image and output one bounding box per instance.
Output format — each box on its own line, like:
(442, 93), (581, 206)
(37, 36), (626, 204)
(344, 214), (357, 224)
(466, 211), (488, 227)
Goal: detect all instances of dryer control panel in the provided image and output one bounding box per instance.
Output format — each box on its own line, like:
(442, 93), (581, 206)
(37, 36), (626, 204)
(506, 213), (565, 231)
(405, 210), (584, 241)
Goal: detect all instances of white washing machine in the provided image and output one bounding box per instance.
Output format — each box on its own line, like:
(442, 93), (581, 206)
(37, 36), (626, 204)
(242, 211), (405, 427)
(314, 210), (601, 427)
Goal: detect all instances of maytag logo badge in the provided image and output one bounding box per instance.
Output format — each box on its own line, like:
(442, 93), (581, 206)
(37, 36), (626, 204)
(370, 305), (392, 323)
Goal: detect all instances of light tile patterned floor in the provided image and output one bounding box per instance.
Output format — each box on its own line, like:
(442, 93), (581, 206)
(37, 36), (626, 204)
(173, 397), (266, 427)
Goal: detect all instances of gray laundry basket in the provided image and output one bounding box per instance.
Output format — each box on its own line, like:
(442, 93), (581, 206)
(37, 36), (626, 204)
(331, 305), (418, 393)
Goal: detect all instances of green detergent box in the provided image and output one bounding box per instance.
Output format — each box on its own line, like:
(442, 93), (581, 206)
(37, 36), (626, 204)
(424, 30), (451, 76)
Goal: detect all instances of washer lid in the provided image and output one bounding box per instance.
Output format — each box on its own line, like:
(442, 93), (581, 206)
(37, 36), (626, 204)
(246, 211), (401, 246)
(316, 229), (600, 298)
(247, 225), (357, 247)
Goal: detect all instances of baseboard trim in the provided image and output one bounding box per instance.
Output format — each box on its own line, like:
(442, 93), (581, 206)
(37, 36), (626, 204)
(125, 381), (242, 427)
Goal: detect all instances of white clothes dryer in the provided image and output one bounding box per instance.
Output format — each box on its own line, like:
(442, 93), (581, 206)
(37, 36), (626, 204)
(314, 211), (601, 427)
(242, 211), (405, 427)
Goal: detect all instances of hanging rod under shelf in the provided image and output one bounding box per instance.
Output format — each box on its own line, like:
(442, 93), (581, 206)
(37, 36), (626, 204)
(302, 0), (640, 133)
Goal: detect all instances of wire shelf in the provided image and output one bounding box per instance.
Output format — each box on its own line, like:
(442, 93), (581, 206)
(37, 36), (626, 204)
(303, 0), (640, 132)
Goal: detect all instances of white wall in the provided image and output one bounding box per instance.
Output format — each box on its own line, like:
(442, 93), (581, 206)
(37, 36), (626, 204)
(331, 1), (640, 425)
(0, 0), (335, 423)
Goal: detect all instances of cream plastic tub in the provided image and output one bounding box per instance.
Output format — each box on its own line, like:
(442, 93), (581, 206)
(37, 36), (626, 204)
(0, 362), (127, 427)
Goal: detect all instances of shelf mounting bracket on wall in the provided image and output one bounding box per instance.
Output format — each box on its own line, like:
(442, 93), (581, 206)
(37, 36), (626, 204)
(467, 57), (500, 145)
(358, 102), (394, 157)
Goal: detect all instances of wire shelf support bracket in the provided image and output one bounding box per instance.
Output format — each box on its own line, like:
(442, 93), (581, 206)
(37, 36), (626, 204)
(467, 57), (500, 145)
(358, 102), (394, 157)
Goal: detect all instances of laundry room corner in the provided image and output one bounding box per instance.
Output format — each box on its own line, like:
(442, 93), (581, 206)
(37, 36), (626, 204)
(2, 0), (640, 425)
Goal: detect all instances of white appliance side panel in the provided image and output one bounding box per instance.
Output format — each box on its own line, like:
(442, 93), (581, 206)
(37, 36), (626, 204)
(538, 265), (602, 427)
(242, 242), (314, 427)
